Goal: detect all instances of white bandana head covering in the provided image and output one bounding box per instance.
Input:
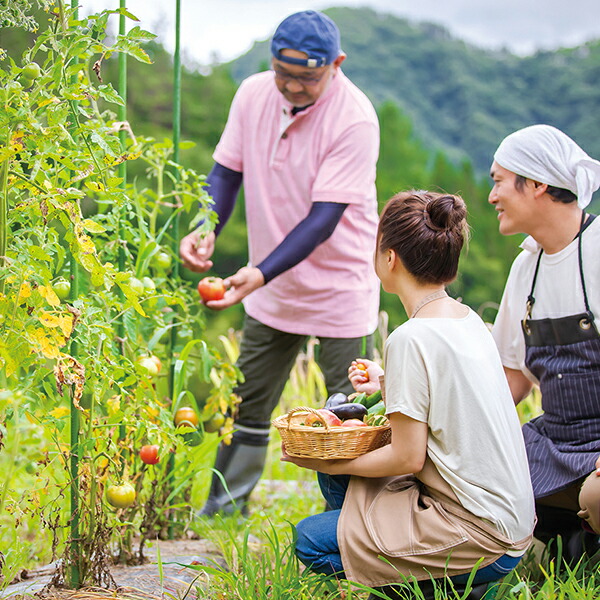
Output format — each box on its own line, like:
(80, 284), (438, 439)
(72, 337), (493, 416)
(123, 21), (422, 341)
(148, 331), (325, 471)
(494, 124), (600, 209)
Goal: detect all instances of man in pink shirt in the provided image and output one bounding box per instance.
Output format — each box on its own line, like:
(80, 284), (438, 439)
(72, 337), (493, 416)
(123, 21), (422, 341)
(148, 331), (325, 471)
(180, 10), (380, 516)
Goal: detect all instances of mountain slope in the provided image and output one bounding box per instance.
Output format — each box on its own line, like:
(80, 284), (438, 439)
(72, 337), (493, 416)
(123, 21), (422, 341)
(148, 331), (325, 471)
(229, 6), (600, 172)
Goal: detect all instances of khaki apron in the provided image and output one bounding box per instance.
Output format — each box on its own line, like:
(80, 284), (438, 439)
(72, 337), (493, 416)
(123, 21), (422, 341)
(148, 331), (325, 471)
(338, 457), (533, 586)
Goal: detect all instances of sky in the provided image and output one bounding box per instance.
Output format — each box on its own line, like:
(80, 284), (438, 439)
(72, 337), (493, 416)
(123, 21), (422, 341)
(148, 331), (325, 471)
(82, 0), (600, 65)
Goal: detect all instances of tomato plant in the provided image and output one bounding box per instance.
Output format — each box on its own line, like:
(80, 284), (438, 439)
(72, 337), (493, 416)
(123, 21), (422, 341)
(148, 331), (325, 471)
(106, 482), (137, 508)
(197, 276), (226, 302)
(139, 444), (160, 465)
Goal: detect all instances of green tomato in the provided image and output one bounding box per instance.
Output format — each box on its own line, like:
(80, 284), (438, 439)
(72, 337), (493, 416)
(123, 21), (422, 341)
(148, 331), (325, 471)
(22, 63), (42, 79)
(152, 251), (172, 270)
(18, 74), (34, 88)
(128, 276), (145, 295)
(53, 279), (71, 301)
(142, 276), (156, 293)
(203, 412), (226, 433)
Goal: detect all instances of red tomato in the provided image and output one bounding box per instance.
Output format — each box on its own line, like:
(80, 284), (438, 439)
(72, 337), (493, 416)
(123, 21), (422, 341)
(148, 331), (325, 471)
(197, 277), (226, 302)
(305, 409), (342, 428)
(340, 419), (367, 427)
(140, 444), (160, 465)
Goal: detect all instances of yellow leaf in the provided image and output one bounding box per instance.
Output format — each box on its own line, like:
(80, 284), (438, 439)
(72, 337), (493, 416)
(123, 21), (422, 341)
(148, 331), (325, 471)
(50, 406), (70, 419)
(18, 282), (32, 302)
(39, 312), (61, 328)
(38, 285), (60, 307)
(57, 315), (74, 337)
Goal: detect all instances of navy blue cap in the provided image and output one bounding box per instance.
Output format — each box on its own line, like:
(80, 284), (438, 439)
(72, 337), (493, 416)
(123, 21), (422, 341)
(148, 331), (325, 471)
(271, 10), (342, 68)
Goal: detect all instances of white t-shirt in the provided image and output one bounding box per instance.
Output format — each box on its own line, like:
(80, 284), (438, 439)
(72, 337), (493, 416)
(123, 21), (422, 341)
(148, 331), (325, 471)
(384, 309), (535, 542)
(492, 217), (600, 382)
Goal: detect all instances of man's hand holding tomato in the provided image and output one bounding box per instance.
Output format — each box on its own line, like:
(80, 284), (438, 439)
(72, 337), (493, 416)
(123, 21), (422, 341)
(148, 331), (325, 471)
(348, 358), (383, 396)
(199, 266), (265, 311)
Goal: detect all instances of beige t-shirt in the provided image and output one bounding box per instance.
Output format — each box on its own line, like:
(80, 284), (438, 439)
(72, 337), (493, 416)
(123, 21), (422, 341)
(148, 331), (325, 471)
(384, 309), (535, 542)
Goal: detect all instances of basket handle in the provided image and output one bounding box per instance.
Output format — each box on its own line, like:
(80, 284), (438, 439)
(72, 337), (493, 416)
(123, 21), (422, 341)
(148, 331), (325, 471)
(285, 406), (331, 431)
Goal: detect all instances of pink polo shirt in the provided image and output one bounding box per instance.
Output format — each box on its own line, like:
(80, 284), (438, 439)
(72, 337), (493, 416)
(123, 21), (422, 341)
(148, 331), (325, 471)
(213, 69), (380, 338)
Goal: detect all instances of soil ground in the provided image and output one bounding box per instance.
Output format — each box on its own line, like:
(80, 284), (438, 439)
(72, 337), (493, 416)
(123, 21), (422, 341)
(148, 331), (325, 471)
(2, 539), (225, 600)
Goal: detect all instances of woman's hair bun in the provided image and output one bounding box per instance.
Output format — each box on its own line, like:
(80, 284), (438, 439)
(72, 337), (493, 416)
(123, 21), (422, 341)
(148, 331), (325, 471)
(424, 194), (467, 232)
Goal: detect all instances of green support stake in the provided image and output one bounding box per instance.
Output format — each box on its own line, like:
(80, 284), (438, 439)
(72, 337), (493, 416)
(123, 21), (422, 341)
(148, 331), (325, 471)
(167, 0), (182, 540)
(68, 0), (81, 589)
(117, 0), (128, 444)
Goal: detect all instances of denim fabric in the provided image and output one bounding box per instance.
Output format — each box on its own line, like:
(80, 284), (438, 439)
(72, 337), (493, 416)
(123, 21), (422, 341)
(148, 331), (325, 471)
(294, 473), (523, 583)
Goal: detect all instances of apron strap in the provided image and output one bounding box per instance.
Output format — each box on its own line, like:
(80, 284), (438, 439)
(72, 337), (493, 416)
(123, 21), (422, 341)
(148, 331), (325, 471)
(525, 212), (595, 325)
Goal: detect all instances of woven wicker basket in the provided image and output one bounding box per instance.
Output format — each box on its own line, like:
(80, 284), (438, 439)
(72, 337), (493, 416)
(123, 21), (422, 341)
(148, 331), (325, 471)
(272, 406), (391, 459)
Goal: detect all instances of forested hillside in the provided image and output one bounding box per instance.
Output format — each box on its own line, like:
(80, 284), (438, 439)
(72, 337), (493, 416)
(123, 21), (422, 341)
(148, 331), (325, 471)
(3, 5), (598, 328)
(231, 6), (600, 173)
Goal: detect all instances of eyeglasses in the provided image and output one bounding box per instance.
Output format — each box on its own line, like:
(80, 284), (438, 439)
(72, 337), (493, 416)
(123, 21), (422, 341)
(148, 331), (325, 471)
(271, 68), (327, 87)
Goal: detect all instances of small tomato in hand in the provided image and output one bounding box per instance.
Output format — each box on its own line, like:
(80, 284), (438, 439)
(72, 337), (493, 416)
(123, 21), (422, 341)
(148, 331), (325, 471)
(106, 482), (136, 508)
(174, 406), (199, 428)
(140, 444), (160, 465)
(197, 276), (226, 302)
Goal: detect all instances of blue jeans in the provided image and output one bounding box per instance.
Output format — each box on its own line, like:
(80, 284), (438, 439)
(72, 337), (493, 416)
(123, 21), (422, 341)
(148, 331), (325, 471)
(295, 473), (522, 583)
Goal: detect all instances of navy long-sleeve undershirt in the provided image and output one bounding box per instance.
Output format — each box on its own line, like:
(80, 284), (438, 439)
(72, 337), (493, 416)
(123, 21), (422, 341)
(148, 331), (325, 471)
(206, 162), (349, 284)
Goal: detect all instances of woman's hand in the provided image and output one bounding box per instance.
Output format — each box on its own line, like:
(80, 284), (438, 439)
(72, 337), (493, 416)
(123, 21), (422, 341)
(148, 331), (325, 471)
(348, 359), (383, 396)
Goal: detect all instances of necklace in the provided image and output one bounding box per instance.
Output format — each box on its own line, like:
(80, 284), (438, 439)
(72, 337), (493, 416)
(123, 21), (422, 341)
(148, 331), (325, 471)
(410, 290), (448, 319)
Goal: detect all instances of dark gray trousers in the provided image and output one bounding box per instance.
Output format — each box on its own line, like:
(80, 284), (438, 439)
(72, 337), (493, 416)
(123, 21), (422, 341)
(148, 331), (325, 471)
(200, 315), (373, 515)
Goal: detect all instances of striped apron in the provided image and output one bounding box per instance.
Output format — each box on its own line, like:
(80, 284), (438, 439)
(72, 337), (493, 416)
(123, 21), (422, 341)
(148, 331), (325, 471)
(521, 213), (600, 498)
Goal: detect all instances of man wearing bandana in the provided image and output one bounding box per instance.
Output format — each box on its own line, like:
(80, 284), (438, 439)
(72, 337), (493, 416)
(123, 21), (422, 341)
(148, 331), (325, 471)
(489, 125), (600, 563)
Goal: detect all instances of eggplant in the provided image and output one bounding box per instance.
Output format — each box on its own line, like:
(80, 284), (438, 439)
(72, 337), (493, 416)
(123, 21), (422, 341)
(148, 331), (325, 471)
(329, 402), (368, 421)
(325, 392), (348, 409)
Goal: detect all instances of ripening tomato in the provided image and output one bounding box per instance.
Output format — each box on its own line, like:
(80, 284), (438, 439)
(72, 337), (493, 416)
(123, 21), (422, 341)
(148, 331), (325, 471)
(197, 276), (226, 302)
(140, 444), (160, 465)
(106, 482), (136, 508)
(135, 356), (160, 377)
(174, 406), (199, 428)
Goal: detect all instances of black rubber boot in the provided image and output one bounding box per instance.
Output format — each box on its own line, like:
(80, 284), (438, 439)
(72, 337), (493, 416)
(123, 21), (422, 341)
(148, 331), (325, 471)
(198, 430), (269, 517)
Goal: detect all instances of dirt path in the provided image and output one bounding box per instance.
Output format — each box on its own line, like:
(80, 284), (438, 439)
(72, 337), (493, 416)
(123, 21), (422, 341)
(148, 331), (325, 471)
(3, 539), (226, 600)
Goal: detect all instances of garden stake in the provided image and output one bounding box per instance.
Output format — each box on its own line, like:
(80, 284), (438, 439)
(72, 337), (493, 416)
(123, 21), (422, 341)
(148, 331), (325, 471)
(167, 0), (182, 540)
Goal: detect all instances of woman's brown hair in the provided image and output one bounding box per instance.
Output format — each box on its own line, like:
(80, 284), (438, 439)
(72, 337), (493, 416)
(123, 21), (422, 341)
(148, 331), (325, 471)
(377, 190), (469, 285)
